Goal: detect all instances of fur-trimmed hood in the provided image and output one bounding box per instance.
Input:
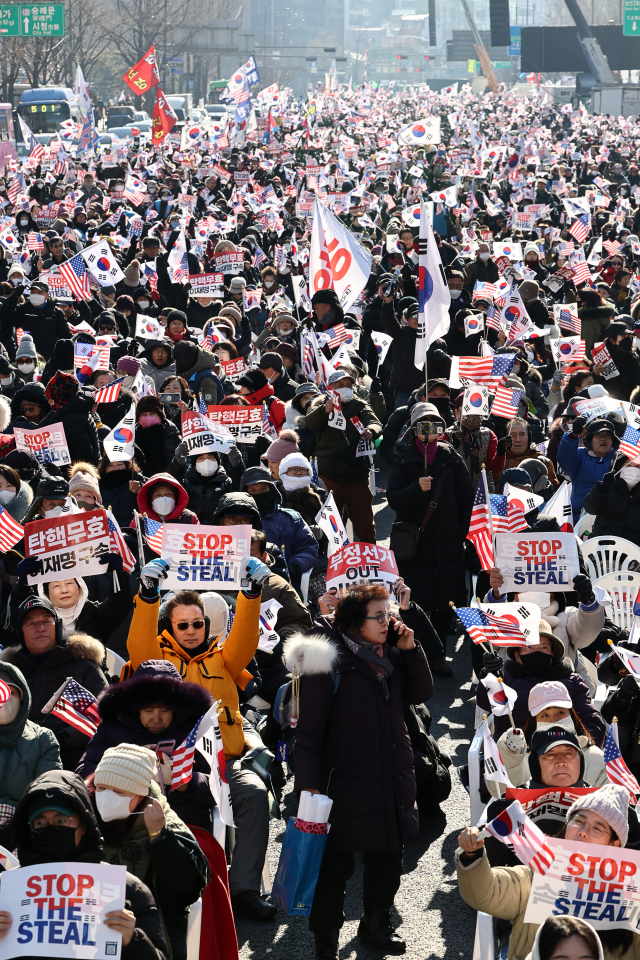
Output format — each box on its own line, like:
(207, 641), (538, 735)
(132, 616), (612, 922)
(284, 632), (339, 676)
(0, 631), (105, 666)
(97, 665), (213, 724)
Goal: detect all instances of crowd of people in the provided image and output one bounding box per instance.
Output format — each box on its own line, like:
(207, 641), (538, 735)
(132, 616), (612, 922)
(0, 74), (639, 960)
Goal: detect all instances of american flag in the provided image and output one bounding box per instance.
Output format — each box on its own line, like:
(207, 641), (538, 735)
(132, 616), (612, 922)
(58, 253), (90, 301)
(604, 726), (640, 805)
(489, 494), (528, 534)
(491, 386), (523, 419)
(466, 479), (494, 569)
(171, 717), (201, 790)
(473, 281), (497, 301)
(201, 334), (214, 353)
(51, 679), (101, 737)
(558, 240), (575, 256)
(143, 262), (158, 293)
(262, 403), (278, 440)
(557, 307), (581, 335)
(486, 305), (501, 332)
(603, 239), (622, 257)
(105, 209), (121, 228)
(455, 606), (529, 647)
(570, 261), (593, 285)
(454, 354), (515, 388)
(199, 394), (207, 415)
(27, 232), (44, 252)
(569, 214), (590, 244)
(253, 245), (267, 269)
(483, 800), (555, 874)
(28, 137), (44, 162)
(0, 506), (23, 551)
(325, 323), (349, 349)
(107, 512), (136, 574)
(619, 425), (640, 463)
(7, 172), (25, 204)
(95, 377), (125, 404)
(145, 517), (164, 554)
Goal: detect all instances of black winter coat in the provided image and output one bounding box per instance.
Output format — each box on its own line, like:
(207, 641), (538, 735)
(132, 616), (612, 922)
(0, 293), (71, 360)
(181, 461), (234, 526)
(292, 622), (433, 852)
(0, 634), (108, 769)
(387, 438), (475, 612)
(272, 368), (297, 402)
(135, 419), (181, 479)
(100, 471), (149, 528)
(381, 300), (451, 391)
(585, 471), (640, 547)
(593, 340), (640, 400)
(37, 393), (101, 465)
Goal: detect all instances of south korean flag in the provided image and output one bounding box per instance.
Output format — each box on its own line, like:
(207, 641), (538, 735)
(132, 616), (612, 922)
(81, 240), (125, 286)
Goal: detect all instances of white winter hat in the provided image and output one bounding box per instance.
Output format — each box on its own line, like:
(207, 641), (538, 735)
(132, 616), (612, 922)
(279, 452), (312, 476)
(567, 784), (629, 847)
(95, 744), (157, 796)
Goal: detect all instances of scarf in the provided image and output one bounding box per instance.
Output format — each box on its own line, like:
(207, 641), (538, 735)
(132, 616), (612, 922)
(415, 437), (438, 466)
(342, 628), (393, 697)
(38, 577), (88, 637)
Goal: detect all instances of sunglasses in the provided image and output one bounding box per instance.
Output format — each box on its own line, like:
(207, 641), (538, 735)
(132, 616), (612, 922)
(172, 619), (205, 631)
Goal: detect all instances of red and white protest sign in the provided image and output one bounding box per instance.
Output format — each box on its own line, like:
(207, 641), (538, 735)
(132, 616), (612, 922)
(592, 341), (620, 380)
(213, 163), (231, 182)
(207, 405), (263, 444)
(161, 523), (251, 590)
(25, 509), (110, 584)
(221, 357), (247, 380)
(14, 425), (70, 467)
(180, 410), (234, 454)
(188, 272), (224, 296)
(505, 786), (598, 828)
(213, 251), (244, 275)
(494, 532), (580, 592)
(326, 542), (399, 593)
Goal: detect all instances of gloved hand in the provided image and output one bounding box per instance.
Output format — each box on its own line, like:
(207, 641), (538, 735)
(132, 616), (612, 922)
(571, 415), (587, 436)
(482, 652), (504, 675)
(140, 558), (170, 596)
(572, 573), (595, 605)
(228, 445), (243, 467)
(78, 385), (96, 403)
(244, 557), (270, 591)
(370, 376), (382, 393)
(174, 441), (189, 464)
(99, 553), (124, 575)
(505, 728), (526, 754)
(552, 369), (563, 386)
(619, 673), (640, 702)
(601, 471), (616, 494)
(497, 435), (512, 456)
(17, 556), (43, 582)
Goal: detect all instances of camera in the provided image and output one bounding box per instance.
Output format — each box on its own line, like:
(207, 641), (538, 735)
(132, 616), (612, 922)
(415, 421), (444, 438)
(159, 392), (182, 404)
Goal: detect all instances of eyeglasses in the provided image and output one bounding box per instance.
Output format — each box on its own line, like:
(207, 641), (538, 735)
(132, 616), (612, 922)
(172, 619), (205, 631)
(31, 814), (77, 830)
(364, 612), (391, 625)
(568, 814), (611, 840)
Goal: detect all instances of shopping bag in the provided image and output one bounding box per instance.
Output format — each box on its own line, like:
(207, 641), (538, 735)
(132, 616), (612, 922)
(271, 817), (329, 916)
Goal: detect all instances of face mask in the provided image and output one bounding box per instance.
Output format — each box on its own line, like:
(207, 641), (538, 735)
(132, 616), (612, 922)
(195, 459), (218, 477)
(336, 387), (353, 402)
(95, 789), (133, 822)
(30, 824), (78, 860)
(138, 300), (149, 311)
(252, 491), (275, 514)
(525, 348), (535, 361)
(44, 506), (63, 518)
(520, 651), (553, 675)
(537, 716), (575, 734)
(621, 466), (640, 488)
(0, 489), (16, 506)
(18, 361), (34, 371)
(0, 375), (12, 386)
(281, 473), (310, 491)
(101, 469), (130, 487)
(619, 338), (632, 352)
(0, 696), (20, 725)
(479, 252), (491, 261)
(264, 280), (275, 289)
(10, 278), (21, 286)
(152, 496), (175, 517)
(139, 414), (161, 427)
(29, 294), (45, 307)
(518, 592), (551, 608)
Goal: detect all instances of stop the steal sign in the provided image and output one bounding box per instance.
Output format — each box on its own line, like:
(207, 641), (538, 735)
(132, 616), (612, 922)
(494, 532), (580, 592)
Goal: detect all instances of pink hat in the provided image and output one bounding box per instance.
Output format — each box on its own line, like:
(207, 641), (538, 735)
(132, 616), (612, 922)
(528, 680), (572, 717)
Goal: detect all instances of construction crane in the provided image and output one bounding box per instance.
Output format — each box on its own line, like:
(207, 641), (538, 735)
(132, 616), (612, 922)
(562, 0), (616, 84)
(459, 0), (499, 94)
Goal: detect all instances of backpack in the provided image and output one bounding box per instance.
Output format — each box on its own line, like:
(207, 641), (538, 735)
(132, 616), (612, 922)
(272, 672), (341, 772)
(403, 702), (452, 807)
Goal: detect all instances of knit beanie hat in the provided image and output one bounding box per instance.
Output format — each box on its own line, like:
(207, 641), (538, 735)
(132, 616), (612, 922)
(218, 304), (241, 326)
(44, 372), (78, 411)
(264, 431), (299, 463)
(259, 352), (284, 373)
(124, 260), (140, 286)
(68, 470), (102, 503)
(237, 368), (268, 394)
(518, 280), (539, 301)
(567, 784), (629, 846)
(94, 743), (157, 796)
(116, 355), (142, 377)
(15, 333), (37, 361)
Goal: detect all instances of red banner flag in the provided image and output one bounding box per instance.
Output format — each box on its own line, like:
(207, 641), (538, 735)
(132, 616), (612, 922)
(152, 87), (177, 144)
(123, 44), (160, 95)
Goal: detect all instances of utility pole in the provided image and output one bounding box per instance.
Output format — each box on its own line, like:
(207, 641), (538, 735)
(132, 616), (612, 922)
(459, 0), (499, 94)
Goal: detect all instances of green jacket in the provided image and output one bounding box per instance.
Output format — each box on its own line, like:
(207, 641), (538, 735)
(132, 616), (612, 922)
(579, 303), (615, 356)
(305, 394), (382, 485)
(0, 661), (61, 811)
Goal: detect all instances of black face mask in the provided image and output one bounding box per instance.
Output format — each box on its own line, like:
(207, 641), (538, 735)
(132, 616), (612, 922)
(618, 338), (632, 352)
(428, 397), (450, 417)
(100, 468), (131, 487)
(520, 651), (553, 676)
(30, 824), (78, 861)
(252, 491), (276, 514)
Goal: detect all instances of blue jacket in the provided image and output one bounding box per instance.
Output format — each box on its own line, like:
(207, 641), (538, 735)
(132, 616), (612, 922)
(557, 433), (616, 519)
(260, 505), (318, 577)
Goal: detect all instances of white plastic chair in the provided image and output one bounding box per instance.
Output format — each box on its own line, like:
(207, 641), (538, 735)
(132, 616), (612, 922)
(581, 536), (640, 581)
(593, 571), (640, 631)
(105, 647), (126, 679)
(473, 911), (495, 960)
(468, 724), (485, 826)
(574, 513), (594, 541)
(186, 898), (202, 960)
(300, 569), (311, 604)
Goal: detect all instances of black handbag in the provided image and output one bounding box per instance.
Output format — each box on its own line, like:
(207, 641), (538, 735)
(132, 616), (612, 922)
(389, 471), (447, 562)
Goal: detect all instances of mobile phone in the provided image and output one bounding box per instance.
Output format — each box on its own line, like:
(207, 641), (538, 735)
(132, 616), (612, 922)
(159, 392), (181, 404)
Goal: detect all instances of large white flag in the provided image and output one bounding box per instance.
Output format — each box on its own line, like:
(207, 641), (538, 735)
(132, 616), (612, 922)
(544, 481), (574, 532)
(309, 198), (371, 313)
(74, 63), (92, 118)
(315, 491), (350, 556)
(414, 200), (450, 370)
(195, 703), (234, 826)
(81, 240), (125, 286)
(397, 117), (441, 146)
(103, 402), (136, 462)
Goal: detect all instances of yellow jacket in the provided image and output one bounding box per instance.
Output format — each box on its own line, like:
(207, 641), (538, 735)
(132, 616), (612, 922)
(125, 590), (261, 759)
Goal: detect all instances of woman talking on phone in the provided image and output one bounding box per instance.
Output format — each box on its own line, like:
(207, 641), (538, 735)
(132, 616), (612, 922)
(386, 402), (475, 665)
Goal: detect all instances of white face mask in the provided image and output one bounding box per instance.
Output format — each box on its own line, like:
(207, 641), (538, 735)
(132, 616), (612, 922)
(95, 789), (134, 822)
(281, 473), (310, 491)
(44, 506), (63, 518)
(0, 490), (16, 505)
(518, 592), (551, 608)
(479, 252), (491, 261)
(0, 375), (12, 386)
(0, 696), (20, 725)
(152, 496), (175, 517)
(536, 716), (575, 734)
(17, 361), (34, 371)
(336, 387), (353, 402)
(195, 460), (218, 477)
(30, 294), (46, 307)
(264, 280), (275, 289)
(620, 466), (640, 488)
(138, 300), (150, 311)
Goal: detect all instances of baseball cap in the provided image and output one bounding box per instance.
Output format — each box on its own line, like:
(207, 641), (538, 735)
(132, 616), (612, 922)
(528, 680), (573, 717)
(530, 726), (581, 755)
(327, 369), (355, 386)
